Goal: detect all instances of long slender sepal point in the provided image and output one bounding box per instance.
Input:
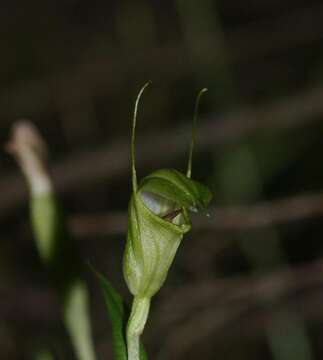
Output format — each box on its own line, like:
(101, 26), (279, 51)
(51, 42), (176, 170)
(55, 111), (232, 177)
(132, 82), (152, 192)
(186, 88), (208, 178)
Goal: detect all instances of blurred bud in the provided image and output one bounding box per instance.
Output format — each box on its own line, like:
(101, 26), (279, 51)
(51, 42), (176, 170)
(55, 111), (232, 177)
(6, 120), (96, 360)
(6, 120), (52, 195)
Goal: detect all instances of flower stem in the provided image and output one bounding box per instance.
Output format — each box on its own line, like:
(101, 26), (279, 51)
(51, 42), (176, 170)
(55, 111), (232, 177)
(126, 296), (150, 360)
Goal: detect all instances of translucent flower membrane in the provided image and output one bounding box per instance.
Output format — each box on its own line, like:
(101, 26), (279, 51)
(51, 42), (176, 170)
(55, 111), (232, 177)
(139, 191), (185, 225)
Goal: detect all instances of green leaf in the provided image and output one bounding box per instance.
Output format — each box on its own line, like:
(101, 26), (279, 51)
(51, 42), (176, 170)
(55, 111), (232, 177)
(93, 268), (148, 360)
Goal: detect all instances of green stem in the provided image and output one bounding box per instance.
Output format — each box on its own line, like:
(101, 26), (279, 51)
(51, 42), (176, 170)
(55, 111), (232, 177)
(126, 296), (150, 360)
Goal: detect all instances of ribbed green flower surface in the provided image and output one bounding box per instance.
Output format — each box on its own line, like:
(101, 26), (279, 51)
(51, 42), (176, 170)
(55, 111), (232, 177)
(123, 168), (212, 298)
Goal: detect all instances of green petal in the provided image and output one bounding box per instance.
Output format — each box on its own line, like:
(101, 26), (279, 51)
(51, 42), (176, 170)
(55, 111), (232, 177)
(139, 169), (212, 210)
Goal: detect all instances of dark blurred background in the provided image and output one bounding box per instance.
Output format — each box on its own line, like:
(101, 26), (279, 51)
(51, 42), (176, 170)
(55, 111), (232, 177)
(2, 0), (323, 359)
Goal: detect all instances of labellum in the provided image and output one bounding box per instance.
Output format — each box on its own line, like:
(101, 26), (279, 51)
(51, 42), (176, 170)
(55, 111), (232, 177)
(123, 83), (212, 360)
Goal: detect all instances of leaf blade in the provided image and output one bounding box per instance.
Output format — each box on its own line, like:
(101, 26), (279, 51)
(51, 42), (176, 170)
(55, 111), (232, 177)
(93, 268), (148, 360)
(94, 270), (127, 360)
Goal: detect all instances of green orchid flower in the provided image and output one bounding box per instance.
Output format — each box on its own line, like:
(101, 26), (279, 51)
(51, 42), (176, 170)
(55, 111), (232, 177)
(123, 83), (212, 360)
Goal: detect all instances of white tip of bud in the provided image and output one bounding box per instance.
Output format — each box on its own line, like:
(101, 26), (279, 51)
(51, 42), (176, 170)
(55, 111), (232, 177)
(6, 120), (53, 195)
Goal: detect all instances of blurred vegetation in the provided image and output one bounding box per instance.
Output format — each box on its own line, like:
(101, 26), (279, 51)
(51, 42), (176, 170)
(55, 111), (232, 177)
(2, 0), (323, 359)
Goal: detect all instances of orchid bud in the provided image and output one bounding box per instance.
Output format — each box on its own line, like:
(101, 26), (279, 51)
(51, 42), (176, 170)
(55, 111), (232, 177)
(6, 121), (96, 360)
(6, 120), (52, 196)
(123, 84), (212, 360)
(6, 120), (55, 261)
